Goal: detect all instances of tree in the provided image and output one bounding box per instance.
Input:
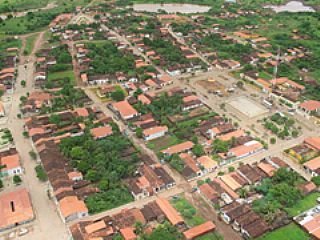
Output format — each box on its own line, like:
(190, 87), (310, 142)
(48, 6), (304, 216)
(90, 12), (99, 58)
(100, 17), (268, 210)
(136, 127), (143, 138)
(29, 150), (37, 160)
(111, 89), (125, 102)
(192, 144), (204, 157)
(169, 154), (184, 173)
(212, 139), (229, 153)
(35, 165), (47, 181)
(312, 176), (320, 186)
(0, 179), (3, 189)
(236, 80), (244, 89)
(270, 137), (276, 144)
(13, 175), (22, 185)
(21, 80), (26, 87)
(228, 166), (235, 172)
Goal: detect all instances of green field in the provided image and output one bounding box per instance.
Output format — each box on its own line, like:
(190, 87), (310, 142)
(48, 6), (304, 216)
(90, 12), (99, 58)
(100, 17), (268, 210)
(146, 135), (182, 152)
(285, 192), (320, 217)
(23, 33), (38, 55)
(256, 223), (309, 240)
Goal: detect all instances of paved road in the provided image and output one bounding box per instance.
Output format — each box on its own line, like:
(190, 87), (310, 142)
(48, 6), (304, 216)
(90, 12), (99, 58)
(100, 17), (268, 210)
(0, 33), (70, 240)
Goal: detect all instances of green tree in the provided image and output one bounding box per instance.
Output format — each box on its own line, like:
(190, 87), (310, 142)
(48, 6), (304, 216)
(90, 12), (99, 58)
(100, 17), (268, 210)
(29, 150), (37, 160)
(35, 165), (47, 181)
(192, 144), (204, 157)
(0, 179), (3, 189)
(13, 175), (22, 185)
(312, 176), (320, 186)
(212, 139), (229, 153)
(111, 89), (125, 102)
(270, 137), (276, 144)
(136, 127), (143, 138)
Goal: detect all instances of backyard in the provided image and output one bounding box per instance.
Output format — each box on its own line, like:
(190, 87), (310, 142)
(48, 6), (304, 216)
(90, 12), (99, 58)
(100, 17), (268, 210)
(285, 192), (320, 217)
(256, 223), (309, 240)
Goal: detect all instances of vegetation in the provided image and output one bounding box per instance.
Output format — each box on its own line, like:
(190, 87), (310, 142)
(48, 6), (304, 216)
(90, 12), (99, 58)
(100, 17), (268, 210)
(263, 113), (299, 139)
(285, 192), (320, 217)
(35, 165), (48, 181)
(0, 179), (3, 189)
(13, 175), (22, 184)
(256, 223), (309, 240)
(59, 130), (138, 213)
(253, 168), (304, 223)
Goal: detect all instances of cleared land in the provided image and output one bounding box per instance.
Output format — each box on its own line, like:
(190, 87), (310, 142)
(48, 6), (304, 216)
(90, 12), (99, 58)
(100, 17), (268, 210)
(228, 96), (269, 118)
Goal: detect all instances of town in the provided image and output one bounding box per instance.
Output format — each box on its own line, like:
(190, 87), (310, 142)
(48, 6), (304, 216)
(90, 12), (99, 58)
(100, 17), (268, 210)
(0, 0), (320, 240)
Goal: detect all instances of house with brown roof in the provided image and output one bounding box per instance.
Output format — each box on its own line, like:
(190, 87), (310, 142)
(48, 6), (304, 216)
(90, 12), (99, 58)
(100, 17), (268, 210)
(161, 141), (194, 156)
(237, 164), (266, 185)
(303, 156), (320, 177)
(0, 148), (22, 176)
(90, 125), (113, 139)
(110, 100), (140, 120)
(180, 153), (202, 180)
(220, 202), (251, 224)
(0, 188), (34, 231)
(183, 221), (216, 240)
(298, 100), (320, 119)
(156, 198), (184, 226)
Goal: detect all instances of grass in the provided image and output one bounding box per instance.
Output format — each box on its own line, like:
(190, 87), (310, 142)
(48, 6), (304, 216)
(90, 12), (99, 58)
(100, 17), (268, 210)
(171, 196), (206, 227)
(23, 33), (38, 55)
(48, 70), (75, 83)
(256, 223), (310, 240)
(146, 135), (181, 152)
(196, 232), (224, 240)
(285, 192), (320, 217)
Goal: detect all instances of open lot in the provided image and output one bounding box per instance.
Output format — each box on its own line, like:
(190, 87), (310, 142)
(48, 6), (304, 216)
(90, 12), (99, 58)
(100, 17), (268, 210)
(256, 223), (309, 240)
(228, 96), (269, 119)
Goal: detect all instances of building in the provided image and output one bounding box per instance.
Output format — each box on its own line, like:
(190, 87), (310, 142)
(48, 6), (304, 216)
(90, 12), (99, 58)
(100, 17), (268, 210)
(0, 188), (34, 231)
(298, 100), (320, 119)
(303, 156), (320, 177)
(183, 221), (216, 240)
(111, 101), (140, 120)
(155, 198), (184, 226)
(161, 141), (194, 156)
(58, 196), (89, 223)
(197, 156), (218, 174)
(0, 148), (22, 176)
(90, 125), (113, 139)
(142, 126), (168, 141)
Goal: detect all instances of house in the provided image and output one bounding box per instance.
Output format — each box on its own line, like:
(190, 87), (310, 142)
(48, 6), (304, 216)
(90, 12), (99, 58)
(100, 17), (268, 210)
(182, 95), (203, 111)
(142, 126), (168, 141)
(111, 101), (140, 120)
(220, 202), (251, 224)
(138, 94), (151, 105)
(180, 153), (202, 180)
(0, 149), (22, 176)
(226, 140), (264, 159)
(155, 198), (184, 226)
(218, 129), (245, 142)
(237, 164), (265, 185)
(199, 183), (220, 204)
(220, 172), (248, 191)
(161, 141), (194, 156)
(303, 156), (320, 177)
(120, 227), (137, 240)
(0, 188), (34, 231)
(197, 156), (218, 174)
(298, 100), (320, 119)
(183, 221), (216, 240)
(58, 196), (88, 223)
(90, 125), (113, 139)
(304, 137), (320, 152)
(241, 218), (269, 239)
(295, 205), (320, 239)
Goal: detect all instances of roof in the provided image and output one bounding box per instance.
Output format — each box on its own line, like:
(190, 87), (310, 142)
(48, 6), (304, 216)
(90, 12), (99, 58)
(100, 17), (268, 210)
(84, 220), (106, 234)
(197, 156), (217, 170)
(0, 153), (20, 171)
(199, 183), (218, 202)
(299, 100), (320, 111)
(59, 196), (88, 219)
(0, 188), (34, 229)
(257, 161), (276, 177)
(220, 173), (243, 191)
(303, 156), (320, 171)
(143, 126), (168, 137)
(112, 101), (138, 119)
(183, 95), (199, 103)
(155, 198), (184, 225)
(138, 94), (151, 105)
(183, 221), (216, 240)
(120, 227), (137, 240)
(75, 108), (89, 117)
(90, 125), (113, 139)
(218, 129), (245, 142)
(304, 137), (320, 151)
(161, 141), (194, 155)
(229, 141), (263, 158)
